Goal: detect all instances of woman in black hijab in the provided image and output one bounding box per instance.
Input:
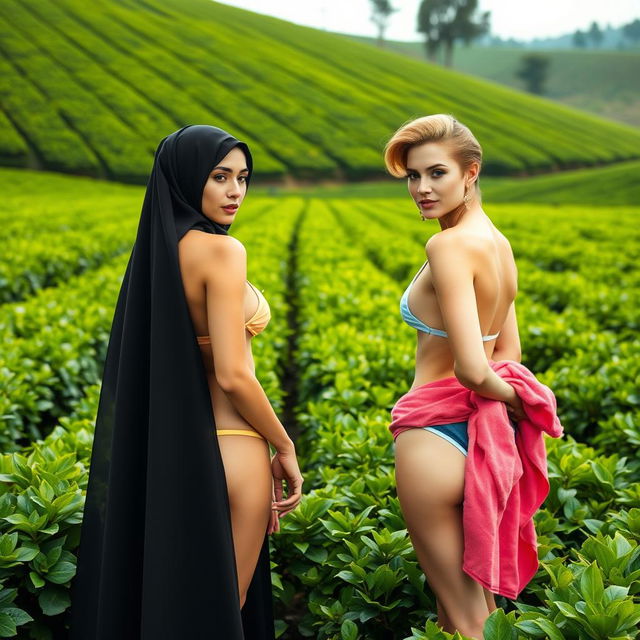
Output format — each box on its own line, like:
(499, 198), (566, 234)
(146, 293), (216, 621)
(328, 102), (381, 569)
(69, 125), (303, 640)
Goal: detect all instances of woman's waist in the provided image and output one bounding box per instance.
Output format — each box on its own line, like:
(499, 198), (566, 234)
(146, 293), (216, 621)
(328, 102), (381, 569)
(410, 348), (497, 391)
(410, 363), (457, 391)
(204, 374), (258, 431)
(209, 393), (258, 432)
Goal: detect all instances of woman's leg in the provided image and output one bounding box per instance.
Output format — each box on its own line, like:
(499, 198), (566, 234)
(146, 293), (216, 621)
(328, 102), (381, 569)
(484, 587), (497, 612)
(436, 599), (453, 632)
(438, 593), (493, 633)
(395, 429), (490, 639)
(216, 434), (272, 608)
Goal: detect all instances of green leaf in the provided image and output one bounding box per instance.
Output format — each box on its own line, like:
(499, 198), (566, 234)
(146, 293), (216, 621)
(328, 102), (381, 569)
(39, 480), (55, 503)
(269, 564), (284, 591)
(335, 570), (359, 586)
(609, 599), (640, 630)
(341, 619), (358, 640)
(306, 547), (327, 563)
(274, 618), (287, 639)
(0, 533), (18, 557)
(38, 586), (70, 616)
(580, 562), (604, 608)
(0, 587), (17, 607)
(30, 571), (45, 588)
(39, 524), (60, 536)
(44, 542), (63, 566)
(47, 560), (76, 584)
(14, 543), (40, 562)
(293, 541), (309, 554)
(2, 607), (34, 626)
(612, 531), (632, 557)
(12, 455), (31, 480)
(0, 612), (17, 637)
(602, 584), (629, 605)
(590, 462), (614, 487)
(532, 618), (566, 640)
(582, 519), (604, 534)
(586, 613), (618, 637)
(554, 601), (580, 619)
(2, 514), (30, 526)
(357, 606), (381, 623)
(483, 608), (513, 640)
(514, 620), (547, 636)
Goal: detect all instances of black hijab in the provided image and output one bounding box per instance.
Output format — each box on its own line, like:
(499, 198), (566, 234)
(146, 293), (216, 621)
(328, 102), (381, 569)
(69, 126), (274, 639)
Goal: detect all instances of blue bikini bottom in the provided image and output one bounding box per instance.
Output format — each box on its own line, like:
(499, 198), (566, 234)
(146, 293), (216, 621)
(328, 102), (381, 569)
(422, 420), (518, 457)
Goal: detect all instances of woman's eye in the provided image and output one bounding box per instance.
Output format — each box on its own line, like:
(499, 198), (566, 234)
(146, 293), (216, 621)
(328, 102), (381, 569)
(407, 172), (418, 180)
(432, 170), (445, 177)
(213, 174), (225, 181)
(239, 175), (247, 182)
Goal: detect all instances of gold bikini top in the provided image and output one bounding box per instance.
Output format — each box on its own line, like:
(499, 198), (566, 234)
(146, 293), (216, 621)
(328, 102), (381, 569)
(197, 281), (270, 345)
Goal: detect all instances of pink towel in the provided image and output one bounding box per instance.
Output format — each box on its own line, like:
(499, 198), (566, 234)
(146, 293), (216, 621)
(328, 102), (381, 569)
(389, 360), (563, 599)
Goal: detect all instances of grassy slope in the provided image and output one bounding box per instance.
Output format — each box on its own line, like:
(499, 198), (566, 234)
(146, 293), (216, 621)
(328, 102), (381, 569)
(0, 0), (639, 183)
(348, 36), (640, 128)
(260, 160), (640, 206)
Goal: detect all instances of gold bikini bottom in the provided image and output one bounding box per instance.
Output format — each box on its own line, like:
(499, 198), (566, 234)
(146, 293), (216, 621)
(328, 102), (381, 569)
(216, 428), (265, 440)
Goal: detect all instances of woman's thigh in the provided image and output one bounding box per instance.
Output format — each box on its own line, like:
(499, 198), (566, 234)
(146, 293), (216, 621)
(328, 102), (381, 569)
(216, 435), (272, 599)
(394, 429), (488, 626)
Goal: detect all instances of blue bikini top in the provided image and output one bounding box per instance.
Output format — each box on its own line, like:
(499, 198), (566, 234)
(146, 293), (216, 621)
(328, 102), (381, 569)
(400, 261), (500, 342)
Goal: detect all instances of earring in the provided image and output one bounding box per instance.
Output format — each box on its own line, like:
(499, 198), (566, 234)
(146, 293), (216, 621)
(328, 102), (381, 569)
(463, 183), (472, 206)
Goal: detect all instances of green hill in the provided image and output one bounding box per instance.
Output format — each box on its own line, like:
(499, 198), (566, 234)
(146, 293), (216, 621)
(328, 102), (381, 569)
(1, 0), (640, 182)
(264, 160), (640, 206)
(482, 159), (640, 205)
(348, 37), (640, 128)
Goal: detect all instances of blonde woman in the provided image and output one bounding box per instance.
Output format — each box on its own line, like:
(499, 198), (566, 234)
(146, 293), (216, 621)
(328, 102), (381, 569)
(385, 114), (530, 638)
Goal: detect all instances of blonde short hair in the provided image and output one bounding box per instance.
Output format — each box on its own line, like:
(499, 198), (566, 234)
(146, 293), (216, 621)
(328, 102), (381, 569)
(384, 114), (483, 193)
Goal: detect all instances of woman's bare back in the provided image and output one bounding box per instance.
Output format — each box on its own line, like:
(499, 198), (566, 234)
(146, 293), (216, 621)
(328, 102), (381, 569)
(178, 229), (261, 431)
(409, 215), (518, 388)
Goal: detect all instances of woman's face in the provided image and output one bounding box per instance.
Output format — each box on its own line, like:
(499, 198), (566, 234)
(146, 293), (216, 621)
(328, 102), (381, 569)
(406, 141), (477, 220)
(201, 146), (249, 225)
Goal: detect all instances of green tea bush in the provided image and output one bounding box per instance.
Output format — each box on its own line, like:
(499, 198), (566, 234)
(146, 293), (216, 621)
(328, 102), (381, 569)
(1, 190), (638, 639)
(268, 200), (640, 639)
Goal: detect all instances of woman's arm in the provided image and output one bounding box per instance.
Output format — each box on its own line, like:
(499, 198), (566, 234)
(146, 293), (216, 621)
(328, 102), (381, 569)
(427, 233), (518, 404)
(203, 235), (294, 453)
(491, 301), (521, 363)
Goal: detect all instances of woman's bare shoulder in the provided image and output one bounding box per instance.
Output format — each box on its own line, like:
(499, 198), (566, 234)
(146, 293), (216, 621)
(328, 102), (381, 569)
(425, 227), (484, 261)
(180, 231), (246, 281)
(182, 230), (245, 259)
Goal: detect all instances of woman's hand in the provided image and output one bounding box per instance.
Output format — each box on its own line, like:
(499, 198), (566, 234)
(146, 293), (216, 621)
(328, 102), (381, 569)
(267, 487), (280, 535)
(505, 385), (527, 423)
(270, 448), (303, 523)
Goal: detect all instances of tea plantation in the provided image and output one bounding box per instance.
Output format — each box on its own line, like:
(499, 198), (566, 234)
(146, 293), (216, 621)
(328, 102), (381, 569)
(0, 168), (638, 639)
(1, 0), (640, 181)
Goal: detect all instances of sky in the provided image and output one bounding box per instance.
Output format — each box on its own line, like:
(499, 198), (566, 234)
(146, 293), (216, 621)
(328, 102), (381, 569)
(216, 0), (639, 41)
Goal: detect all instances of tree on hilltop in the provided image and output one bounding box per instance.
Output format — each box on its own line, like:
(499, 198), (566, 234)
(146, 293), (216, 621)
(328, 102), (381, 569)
(622, 18), (640, 46)
(572, 29), (587, 48)
(369, 0), (398, 48)
(516, 54), (550, 95)
(417, 0), (490, 67)
(588, 21), (603, 48)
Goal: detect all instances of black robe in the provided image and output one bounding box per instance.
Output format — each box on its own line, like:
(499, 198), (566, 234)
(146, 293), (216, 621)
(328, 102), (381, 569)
(69, 125), (275, 639)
